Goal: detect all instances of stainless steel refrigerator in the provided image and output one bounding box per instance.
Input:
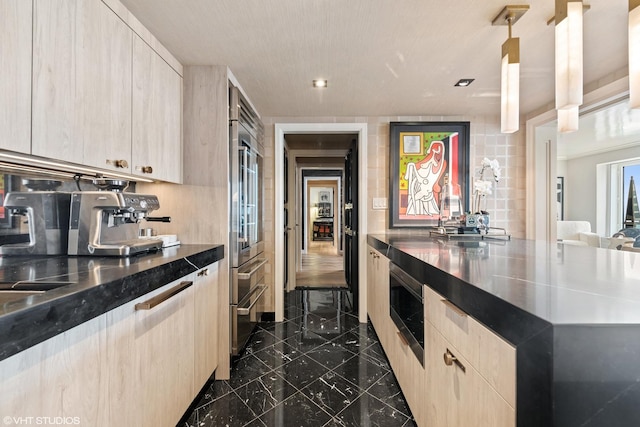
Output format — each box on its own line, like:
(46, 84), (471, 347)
(229, 84), (267, 356)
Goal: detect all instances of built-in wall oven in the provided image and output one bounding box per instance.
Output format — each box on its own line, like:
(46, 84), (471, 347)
(389, 263), (424, 366)
(229, 83), (267, 356)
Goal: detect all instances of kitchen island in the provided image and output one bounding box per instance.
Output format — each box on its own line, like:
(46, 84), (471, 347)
(0, 244), (224, 426)
(368, 232), (640, 427)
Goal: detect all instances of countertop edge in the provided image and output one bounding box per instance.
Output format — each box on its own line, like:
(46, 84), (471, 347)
(0, 244), (224, 362)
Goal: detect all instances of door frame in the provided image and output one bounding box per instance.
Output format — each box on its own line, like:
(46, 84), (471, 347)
(525, 77), (629, 241)
(275, 123), (368, 323)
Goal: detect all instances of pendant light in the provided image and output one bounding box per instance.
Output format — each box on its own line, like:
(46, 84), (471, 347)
(631, 0), (640, 108)
(555, 0), (584, 111)
(493, 5), (529, 134)
(557, 106), (579, 133)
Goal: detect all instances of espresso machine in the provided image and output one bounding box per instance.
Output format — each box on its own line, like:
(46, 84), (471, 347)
(0, 179), (71, 256)
(67, 180), (164, 256)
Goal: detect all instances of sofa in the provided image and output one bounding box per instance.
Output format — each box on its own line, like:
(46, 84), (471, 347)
(557, 221), (600, 247)
(557, 221), (635, 249)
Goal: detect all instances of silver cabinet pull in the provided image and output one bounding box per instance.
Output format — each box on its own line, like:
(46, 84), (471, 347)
(441, 299), (467, 317)
(135, 281), (193, 311)
(237, 284), (267, 315)
(237, 258), (267, 280)
(197, 268), (209, 277)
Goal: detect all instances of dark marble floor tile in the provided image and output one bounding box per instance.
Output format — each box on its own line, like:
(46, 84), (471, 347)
(331, 354), (389, 391)
(346, 325), (379, 348)
(272, 354), (330, 391)
(228, 354), (273, 390)
(333, 393), (410, 427)
(258, 391), (332, 427)
(328, 330), (373, 353)
(192, 379), (234, 410)
(360, 342), (391, 371)
(306, 341), (357, 370)
(243, 328), (281, 356)
(253, 340), (303, 370)
(262, 319), (303, 341)
(188, 390), (258, 427)
(284, 329), (330, 354)
(366, 372), (413, 418)
(234, 371), (298, 418)
(301, 370), (363, 416)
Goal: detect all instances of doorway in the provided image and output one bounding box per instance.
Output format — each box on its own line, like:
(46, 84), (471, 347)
(274, 123), (368, 323)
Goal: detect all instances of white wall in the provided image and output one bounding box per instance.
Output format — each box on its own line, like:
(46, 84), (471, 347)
(565, 145), (640, 227)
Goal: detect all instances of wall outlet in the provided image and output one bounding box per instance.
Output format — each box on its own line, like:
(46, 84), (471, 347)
(372, 197), (387, 210)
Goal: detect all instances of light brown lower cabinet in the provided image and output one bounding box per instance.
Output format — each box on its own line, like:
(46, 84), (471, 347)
(423, 283), (516, 427)
(425, 321), (515, 427)
(194, 262), (220, 391)
(0, 310), (109, 424)
(106, 274), (196, 427)
(0, 267), (222, 427)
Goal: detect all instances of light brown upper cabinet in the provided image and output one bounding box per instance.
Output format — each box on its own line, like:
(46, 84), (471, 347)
(0, 0), (32, 154)
(32, 0), (132, 168)
(132, 36), (183, 183)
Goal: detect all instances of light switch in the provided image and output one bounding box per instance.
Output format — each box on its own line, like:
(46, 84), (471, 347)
(372, 197), (387, 210)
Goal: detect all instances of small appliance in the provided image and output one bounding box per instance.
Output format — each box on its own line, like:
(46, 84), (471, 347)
(0, 179), (71, 256)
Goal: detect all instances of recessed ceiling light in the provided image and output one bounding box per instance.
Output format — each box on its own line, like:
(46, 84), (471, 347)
(313, 79), (327, 88)
(454, 78), (475, 87)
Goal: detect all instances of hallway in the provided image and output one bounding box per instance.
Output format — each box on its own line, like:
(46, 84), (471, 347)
(180, 290), (416, 427)
(296, 241), (347, 289)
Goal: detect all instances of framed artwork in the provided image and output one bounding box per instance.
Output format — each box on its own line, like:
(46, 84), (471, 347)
(557, 176), (564, 220)
(317, 190), (333, 217)
(389, 121), (470, 228)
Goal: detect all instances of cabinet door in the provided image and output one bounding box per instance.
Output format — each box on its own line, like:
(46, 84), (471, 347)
(0, 0), (31, 153)
(106, 275), (195, 426)
(80, 0), (132, 173)
(0, 313), (109, 425)
(194, 262), (220, 392)
(132, 36), (182, 183)
(32, 0), (132, 167)
(425, 322), (515, 427)
(366, 247), (389, 337)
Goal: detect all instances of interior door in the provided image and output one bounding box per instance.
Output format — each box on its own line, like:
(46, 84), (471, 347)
(344, 138), (359, 312)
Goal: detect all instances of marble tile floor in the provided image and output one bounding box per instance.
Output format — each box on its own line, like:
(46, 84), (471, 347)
(181, 290), (417, 427)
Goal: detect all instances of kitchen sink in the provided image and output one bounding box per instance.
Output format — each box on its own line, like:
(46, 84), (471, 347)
(0, 281), (75, 292)
(0, 281), (75, 306)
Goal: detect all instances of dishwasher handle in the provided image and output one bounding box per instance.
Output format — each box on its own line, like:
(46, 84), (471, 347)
(135, 281), (193, 311)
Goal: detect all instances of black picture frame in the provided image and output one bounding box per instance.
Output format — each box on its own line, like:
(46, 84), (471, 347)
(389, 121), (470, 228)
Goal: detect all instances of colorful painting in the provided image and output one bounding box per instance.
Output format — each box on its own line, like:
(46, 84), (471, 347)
(389, 122), (470, 228)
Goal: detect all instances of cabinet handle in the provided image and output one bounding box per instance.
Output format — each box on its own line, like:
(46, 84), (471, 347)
(135, 281), (193, 311)
(441, 299), (467, 317)
(106, 159), (128, 169)
(197, 268), (209, 277)
(136, 165), (153, 174)
(443, 348), (466, 373)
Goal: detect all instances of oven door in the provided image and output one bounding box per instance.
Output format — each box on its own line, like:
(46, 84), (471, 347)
(231, 257), (268, 355)
(389, 263), (425, 366)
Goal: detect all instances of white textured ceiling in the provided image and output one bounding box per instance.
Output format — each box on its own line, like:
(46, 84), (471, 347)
(118, 0), (629, 118)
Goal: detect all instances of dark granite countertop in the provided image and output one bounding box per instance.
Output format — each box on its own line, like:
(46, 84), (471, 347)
(369, 231), (640, 327)
(369, 231), (640, 427)
(0, 244), (224, 361)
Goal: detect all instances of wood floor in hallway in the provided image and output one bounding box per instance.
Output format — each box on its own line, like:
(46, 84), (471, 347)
(296, 241), (347, 289)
